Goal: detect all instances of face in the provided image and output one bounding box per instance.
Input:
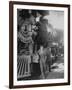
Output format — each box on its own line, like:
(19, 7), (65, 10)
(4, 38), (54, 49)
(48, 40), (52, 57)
(40, 46), (44, 54)
(29, 15), (36, 25)
(21, 23), (32, 32)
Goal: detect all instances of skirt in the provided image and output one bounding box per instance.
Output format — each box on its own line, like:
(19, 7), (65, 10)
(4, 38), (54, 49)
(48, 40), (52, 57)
(30, 63), (41, 76)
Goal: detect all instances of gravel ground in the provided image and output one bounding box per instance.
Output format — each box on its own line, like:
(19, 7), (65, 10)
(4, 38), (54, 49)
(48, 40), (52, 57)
(44, 56), (64, 79)
(33, 56), (64, 80)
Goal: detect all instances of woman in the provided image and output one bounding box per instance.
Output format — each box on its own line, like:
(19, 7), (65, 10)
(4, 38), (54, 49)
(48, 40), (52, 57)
(39, 46), (47, 79)
(30, 51), (41, 79)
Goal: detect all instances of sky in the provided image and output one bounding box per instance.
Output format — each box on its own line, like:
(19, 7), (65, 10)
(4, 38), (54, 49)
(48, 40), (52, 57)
(44, 11), (64, 30)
